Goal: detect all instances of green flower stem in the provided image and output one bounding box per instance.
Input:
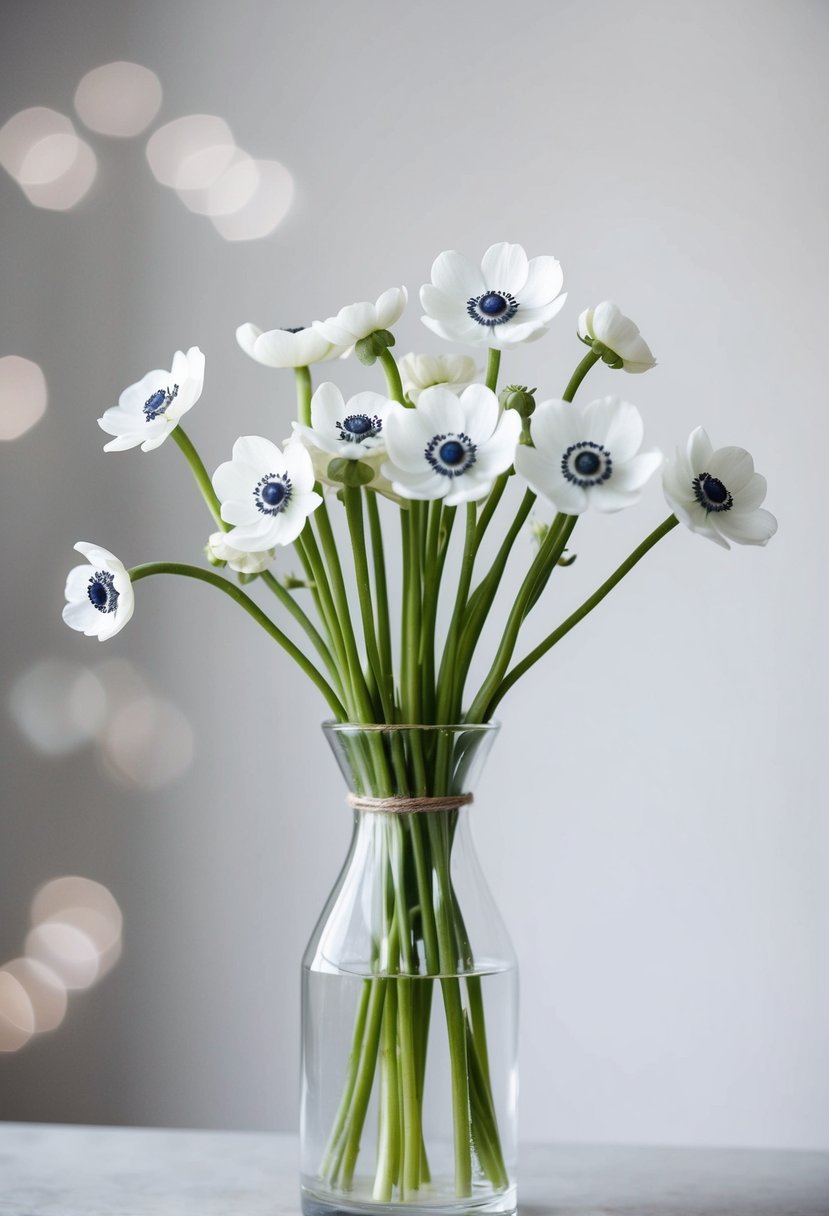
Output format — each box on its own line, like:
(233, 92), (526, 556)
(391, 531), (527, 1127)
(319, 979), (371, 1180)
(127, 562), (345, 718)
(337, 976), (389, 1188)
(294, 530), (353, 717)
(466, 514), (577, 722)
(374, 980), (401, 1201)
(344, 487), (394, 722)
(562, 349), (601, 402)
(172, 426), (224, 530)
(487, 515), (680, 717)
(485, 348), (501, 393)
(473, 471), (511, 555)
(435, 504), (478, 726)
(366, 491), (394, 708)
(294, 366), (312, 426)
(379, 348), (405, 404)
(258, 570), (342, 695)
(419, 501), (445, 724)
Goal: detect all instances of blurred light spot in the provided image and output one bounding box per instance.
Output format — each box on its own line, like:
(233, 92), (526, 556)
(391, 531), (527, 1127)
(0, 107), (73, 180)
(18, 132), (80, 185)
(0, 971), (36, 1051)
(0, 355), (48, 441)
(211, 158), (294, 241)
(174, 143), (236, 194)
(18, 137), (97, 211)
(176, 149), (259, 216)
(74, 61), (162, 137)
(1, 958), (67, 1033)
(90, 657), (150, 711)
(146, 115), (234, 188)
(31, 876), (122, 938)
(8, 659), (106, 754)
(100, 695), (194, 790)
(25, 922), (100, 990)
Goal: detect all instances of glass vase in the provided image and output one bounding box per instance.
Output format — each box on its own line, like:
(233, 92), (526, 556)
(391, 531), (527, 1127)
(300, 723), (517, 1216)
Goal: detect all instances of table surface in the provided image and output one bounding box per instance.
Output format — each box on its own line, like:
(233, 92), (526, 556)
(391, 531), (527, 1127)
(1, 1123), (828, 1216)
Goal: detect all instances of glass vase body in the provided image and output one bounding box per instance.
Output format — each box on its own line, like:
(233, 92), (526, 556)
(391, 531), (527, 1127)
(300, 724), (518, 1216)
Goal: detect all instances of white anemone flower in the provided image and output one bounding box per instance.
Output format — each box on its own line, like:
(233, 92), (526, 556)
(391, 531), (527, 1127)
(313, 287), (408, 347)
(382, 384), (521, 506)
(212, 437), (322, 553)
(62, 543), (134, 641)
(420, 242), (566, 349)
(578, 302), (656, 373)
(292, 382), (397, 482)
(662, 427), (777, 549)
(399, 353), (477, 403)
(206, 532), (275, 574)
(98, 346), (205, 452)
(515, 396), (662, 514)
(235, 323), (343, 369)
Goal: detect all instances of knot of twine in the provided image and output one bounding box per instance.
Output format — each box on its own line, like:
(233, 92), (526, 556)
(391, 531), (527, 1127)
(347, 792), (473, 815)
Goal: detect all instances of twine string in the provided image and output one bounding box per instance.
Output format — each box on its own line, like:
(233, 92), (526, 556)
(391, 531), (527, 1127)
(346, 793), (473, 814)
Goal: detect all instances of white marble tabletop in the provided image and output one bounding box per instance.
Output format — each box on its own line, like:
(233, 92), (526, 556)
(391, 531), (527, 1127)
(1, 1123), (828, 1216)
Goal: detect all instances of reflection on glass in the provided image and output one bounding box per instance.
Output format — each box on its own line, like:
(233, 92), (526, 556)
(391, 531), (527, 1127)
(0, 355), (48, 441)
(74, 61), (162, 137)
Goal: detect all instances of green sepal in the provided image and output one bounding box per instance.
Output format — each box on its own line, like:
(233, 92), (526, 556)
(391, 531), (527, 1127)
(558, 551), (577, 567)
(284, 572), (315, 591)
(204, 544), (226, 569)
(592, 339), (624, 370)
(327, 457), (376, 487)
(355, 329), (396, 366)
(237, 571), (259, 585)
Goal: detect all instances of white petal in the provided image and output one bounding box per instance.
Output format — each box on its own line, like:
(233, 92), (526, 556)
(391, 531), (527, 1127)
(443, 474), (492, 506)
(514, 445), (564, 502)
(374, 286), (407, 330)
(65, 564), (93, 600)
(520, 256), (564, 308)
(715, 507), (777, 546)
(213, 459), (258, 505)
(687, 427), (713, 472)
(384, 410), (433, 473)
(546, 478), (588, 515)
(310, 382), (345, 434)
(430, 250), (484, 300)
(283, 442), (316, 495)
(420, 284), (462, 323)
(73, 542), (120, 568)
(232, 434), (283, 470)
(708, 446), (755, 493)
(480, 243), (529, 294)
(140, 423), (174, 452)
(420, 314), (486, 345)
(62, 599), (99, 634)
(417, 385), (465, 436)
(588, 397), (644, 463)
(734, 472), (768, 512)
(312, 317), (355, 346)
(612, 449), (663, 491)
(236, 322), (263, 360)
(577, 307), (594, 340)
(459, 383), (499, 440)
(589, 483), (641, 512)
(528, 398), (581, 455)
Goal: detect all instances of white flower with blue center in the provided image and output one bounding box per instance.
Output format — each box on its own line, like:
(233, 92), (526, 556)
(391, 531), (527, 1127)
(313, 287), (408, 347)
(399, 353), (478, 403)
(515, 397), (662, 514)
(212, 437), (322, 553)
(382, 384), (521, 506)
(662, 427), (777, 549)
(291, 382), (396, 476)
(578, 302), (656, 373)
(98, 346), (205, 452)
(420, 242), (566, 349)
(62, 543), (134, 641)
(236, 323), (344, 369)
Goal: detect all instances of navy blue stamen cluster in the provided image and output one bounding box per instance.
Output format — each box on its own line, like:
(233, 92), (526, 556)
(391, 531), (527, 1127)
(561, 441), (613, 487)
(143, 383), (179, 422)
(692, 472), (733, 513)
(336, 414), (383, 444)
(87, 570), (119, 614)
(254, 472), (293, 516)
(283, 326), (306, 333)
(425, 431), (477, 478)
(466, 290), (519, 328)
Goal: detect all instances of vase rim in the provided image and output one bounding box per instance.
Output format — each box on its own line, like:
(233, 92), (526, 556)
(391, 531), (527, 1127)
(323, 720), (500, 734)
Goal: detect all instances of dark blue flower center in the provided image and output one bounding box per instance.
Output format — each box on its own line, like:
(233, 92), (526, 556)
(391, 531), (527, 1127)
(425, 431), (477, 478)
(467, 290), (519, 328)
(692, 472), (733, 513)
(254, 472), (293, 515)
(561, 441), (613, 487)
(336, 414), (383, 444)
(143, 383), (179, 421)
(87, 570), (119, 614)
(283, 326), (305, 333)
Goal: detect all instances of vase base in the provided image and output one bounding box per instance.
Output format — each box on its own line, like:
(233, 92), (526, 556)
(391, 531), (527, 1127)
(301, 1180), (517, 1216)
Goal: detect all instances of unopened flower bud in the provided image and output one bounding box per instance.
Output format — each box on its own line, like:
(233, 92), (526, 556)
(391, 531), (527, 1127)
(499, 384), (536, 419)
(355, 329), (396, 366)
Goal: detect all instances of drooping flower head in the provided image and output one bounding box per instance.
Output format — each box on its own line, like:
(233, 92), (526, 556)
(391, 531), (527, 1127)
(662, 427), (777, 549)
(382, 384), (521, 506)
(577, 302), (656, 374)
(291, 382), (397, 487)
(399, 353), (477, 403)
(515, 396), (662, 514)
(420, 242), (566, 348)
(206, 532), (276, 574)
(62, 543), (134, 641)
(313, 287), (407, 347)
(236, 323), (343, 369)
(212, 437), (322, 553)
(98, 346), (205, 452)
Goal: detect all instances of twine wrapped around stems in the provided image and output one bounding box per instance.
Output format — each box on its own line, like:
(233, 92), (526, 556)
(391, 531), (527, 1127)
(346, 792), (473, 814)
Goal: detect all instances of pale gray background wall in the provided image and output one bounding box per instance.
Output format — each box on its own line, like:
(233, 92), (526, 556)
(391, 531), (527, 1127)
(1, 0), (827, 1150)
